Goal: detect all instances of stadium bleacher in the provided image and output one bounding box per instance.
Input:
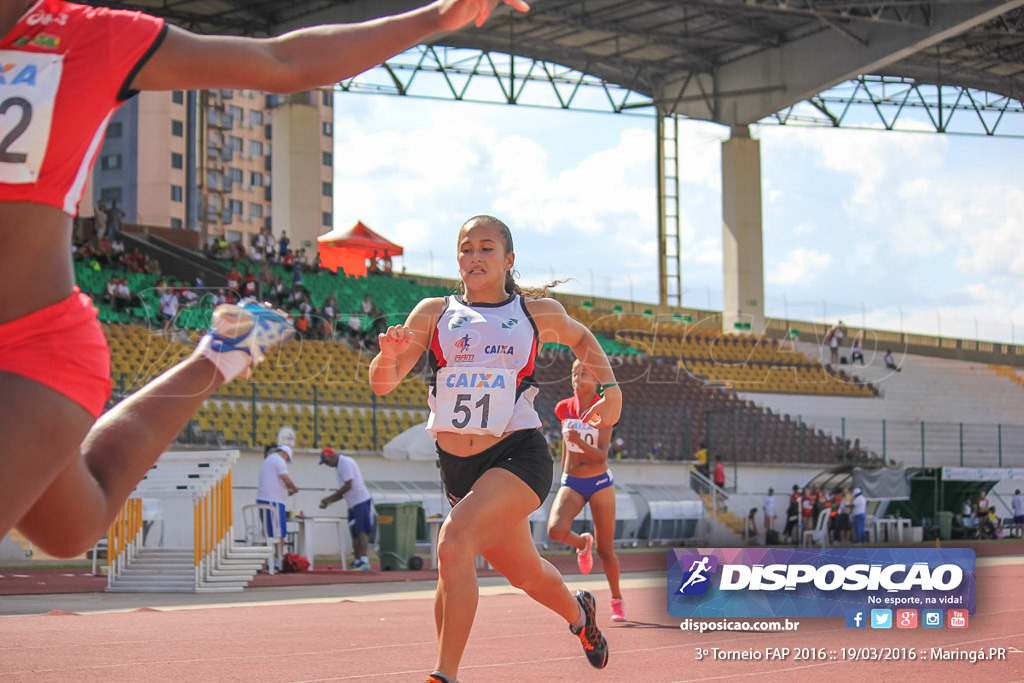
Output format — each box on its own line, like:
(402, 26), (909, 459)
(80, 256), (1021, 468)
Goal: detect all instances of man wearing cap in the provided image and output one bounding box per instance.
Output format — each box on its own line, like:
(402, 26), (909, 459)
(256, 445), (299, 568)
(319, 448), (374, 571)
(851, 487), (867, 544)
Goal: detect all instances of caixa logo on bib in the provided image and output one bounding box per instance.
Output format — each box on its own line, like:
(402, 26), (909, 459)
(667, 548), (976, 618)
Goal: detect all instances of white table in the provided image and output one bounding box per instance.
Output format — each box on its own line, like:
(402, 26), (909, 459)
(291, 516), (348, 570)
(872, 517), (911, 544)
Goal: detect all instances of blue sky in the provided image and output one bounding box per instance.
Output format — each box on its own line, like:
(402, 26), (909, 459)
(331, 91), (1024, 345)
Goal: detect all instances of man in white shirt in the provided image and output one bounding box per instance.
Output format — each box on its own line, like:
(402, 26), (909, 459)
(256, 445), (298, 566)
(852, 488), (868, 543)
(762, 488), (776, 536)
(319, 447), (375, 571)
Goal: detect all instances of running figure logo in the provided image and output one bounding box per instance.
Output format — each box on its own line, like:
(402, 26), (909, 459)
(676, 554), (718, 596)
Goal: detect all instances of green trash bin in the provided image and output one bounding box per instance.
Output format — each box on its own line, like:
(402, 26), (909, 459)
(375, 502), (422, 570)
(937, 511), (954, 540)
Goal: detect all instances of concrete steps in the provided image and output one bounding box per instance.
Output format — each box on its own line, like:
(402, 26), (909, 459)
(106, 545), (271, 593)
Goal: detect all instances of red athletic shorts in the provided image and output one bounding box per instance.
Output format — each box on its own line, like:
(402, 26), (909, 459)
(0, 289), (111, 418)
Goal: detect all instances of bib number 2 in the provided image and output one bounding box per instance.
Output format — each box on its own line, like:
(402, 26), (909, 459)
(0, 97), (31, 164)
(0, 51), (63, 184)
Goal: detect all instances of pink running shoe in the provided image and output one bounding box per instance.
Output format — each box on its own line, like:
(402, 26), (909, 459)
(577, 532), (594, 574)
(610, 598), (626, 622)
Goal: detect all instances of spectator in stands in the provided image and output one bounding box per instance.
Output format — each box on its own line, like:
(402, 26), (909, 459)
(826, 320), (845, 364)
(884, 349), (902, 372)
(547, 359), (625, 623)
(318, 448), (374, 571)
(226, 265), (241, 295)
(361, 293), (386, 339)
(256, 445), (299, 569)
(347, 310), (366, 343)
(110, 236), (125, 269)
(0, 0), (526, 590)
(713, 456), (725, 489)
(113, 277), (139, 313)
(158, 286), (179, 339)
(368, 214), (616, 681)
(278, 231), (290, 260)
(243, 267), (258, 298)
(852, 488), (868, 543)
(179, 286), (199, 308)
(1013, 489), (1024, 538)
(103, 275), (120, 310)
(320, 293), (339, 340)
(254, 229), (269, 260)
(270, 275), (288, 308)
(850, 338), (864, 365)
(106, 200), (125, 236)
(94, 201), (108, 239)
(611, 435), (627, 460)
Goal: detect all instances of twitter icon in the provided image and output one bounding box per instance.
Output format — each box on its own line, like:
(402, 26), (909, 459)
(870, 609), (892, 629)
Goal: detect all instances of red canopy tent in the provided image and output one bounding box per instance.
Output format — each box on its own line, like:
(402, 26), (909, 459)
(317, 221), (403, 276)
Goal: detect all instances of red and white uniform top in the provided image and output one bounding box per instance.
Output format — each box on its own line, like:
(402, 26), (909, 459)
(554, 394), (600, 454)
(0, 0), (165, 214)
(426, 294), (541, 437)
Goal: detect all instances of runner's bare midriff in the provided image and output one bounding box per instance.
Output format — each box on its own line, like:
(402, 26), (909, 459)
(437, 430), (510, 457)
(0, 202), (76, 324)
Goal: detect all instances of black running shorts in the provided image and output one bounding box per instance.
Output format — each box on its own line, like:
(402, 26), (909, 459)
(437, 428), (553, 509)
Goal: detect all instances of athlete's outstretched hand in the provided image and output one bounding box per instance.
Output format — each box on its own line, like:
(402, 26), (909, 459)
(435, 0), (530, 31)
(579, 385), (621, 428)
(378, 324), (416, 358)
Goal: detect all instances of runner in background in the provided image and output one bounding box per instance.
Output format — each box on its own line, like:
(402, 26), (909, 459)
(547, 359), (625, 622)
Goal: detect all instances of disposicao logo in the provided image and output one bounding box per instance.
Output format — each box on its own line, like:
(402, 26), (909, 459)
(676, 555), (718, 596)
(667, 548), (976, 619)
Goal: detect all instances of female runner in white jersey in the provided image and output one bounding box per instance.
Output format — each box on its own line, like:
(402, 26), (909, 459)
(0, 0), (528, 558)
(369, 215), (623, 683)
(547, 359), (625, 622)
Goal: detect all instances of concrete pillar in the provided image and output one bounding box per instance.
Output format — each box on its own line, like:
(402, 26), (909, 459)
(721, 132), (765, 335)
(271, 94), (321, 250)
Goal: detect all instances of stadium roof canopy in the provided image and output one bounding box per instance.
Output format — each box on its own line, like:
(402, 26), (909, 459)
(94, 0), (1024, 129)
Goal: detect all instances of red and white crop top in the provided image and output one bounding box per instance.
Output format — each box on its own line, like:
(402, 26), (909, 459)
(0, 0), (166, 215)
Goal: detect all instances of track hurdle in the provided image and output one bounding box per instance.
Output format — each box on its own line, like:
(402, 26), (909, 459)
(106, 450), (271, 592)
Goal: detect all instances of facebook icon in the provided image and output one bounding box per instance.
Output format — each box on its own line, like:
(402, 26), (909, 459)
(845, 609), (866, 629)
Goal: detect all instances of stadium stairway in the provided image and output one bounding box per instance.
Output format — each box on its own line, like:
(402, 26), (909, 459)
(120, 231), (226, 290)
(742, 343), (1024, 425)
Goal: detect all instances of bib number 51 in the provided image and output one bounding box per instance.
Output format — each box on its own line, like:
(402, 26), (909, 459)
(452, 393), (490, 430)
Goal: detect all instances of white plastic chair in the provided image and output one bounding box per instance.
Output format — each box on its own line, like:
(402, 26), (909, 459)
(802, 509), (830, 547)
(242, 503), (283, 574)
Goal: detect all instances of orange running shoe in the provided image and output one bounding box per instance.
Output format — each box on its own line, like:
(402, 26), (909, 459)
(570, 589), (609, 668)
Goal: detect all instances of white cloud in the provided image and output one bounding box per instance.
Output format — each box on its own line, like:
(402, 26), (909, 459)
(767, 247), (832, 285)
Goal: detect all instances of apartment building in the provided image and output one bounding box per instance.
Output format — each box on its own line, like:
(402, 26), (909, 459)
(90, 87), (335, 252)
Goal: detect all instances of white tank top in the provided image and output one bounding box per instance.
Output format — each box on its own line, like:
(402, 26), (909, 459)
(426, 294), (541, 437)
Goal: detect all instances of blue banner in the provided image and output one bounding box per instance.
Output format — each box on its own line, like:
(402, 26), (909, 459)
(667, 547), (976, 618)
